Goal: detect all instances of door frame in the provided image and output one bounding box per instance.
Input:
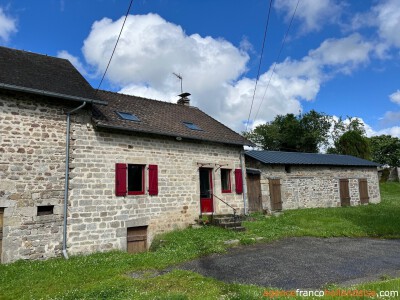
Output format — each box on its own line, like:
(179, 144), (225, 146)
(199, 167), (214, 213)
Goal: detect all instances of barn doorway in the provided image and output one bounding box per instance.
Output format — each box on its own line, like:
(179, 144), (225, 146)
(359, 179), (369, 204)
(340, 179), (351, 206)
(246, 170), (262, 212)
(269, 179), (282, 211)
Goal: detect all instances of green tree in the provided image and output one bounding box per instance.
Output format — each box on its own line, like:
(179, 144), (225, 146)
(332, 130), (371, 159)
(327, 117), (371, 159)
(244, 110), (331, 153)
(369, 135), (400, 166)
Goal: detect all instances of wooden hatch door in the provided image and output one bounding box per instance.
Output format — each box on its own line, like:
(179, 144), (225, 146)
(269, 179), (282, 211)
(199, 168), (214, 213)
(0, 208), (3, 257)
(127, 226), (147, 254)
(340, 179), (351, 206)
(247, 173), (262, 212)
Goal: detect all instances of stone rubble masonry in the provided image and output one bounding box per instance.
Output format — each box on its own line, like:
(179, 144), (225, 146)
(0, 91), (68, 263)
(245, 156), (381, 211)
(0, 90), (244, 263)
(68, 114), (244, 256)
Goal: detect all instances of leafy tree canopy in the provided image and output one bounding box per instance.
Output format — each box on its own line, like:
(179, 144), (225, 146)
(244, 110), (331, 153)
(369, 135), (400, 167)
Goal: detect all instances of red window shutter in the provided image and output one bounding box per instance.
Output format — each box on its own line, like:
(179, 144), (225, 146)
(115, 163), (127, 196)
(235, 168), (243, 194)
(148, 164), (158, 196)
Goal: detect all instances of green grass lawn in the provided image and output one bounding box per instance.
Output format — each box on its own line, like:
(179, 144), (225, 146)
(0, 183), (399, 299)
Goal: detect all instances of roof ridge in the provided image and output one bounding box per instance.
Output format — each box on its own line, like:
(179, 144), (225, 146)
(0, 46), (69, 62)
(98, 89), (193, 108)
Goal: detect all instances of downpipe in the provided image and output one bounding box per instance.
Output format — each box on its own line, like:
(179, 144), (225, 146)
(240, 151), (248, 215)
(63, 102), (86, 259)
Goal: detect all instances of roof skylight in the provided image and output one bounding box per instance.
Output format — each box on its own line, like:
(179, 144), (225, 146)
(116, 111), (140, 122)
(183, 121), (202, 131)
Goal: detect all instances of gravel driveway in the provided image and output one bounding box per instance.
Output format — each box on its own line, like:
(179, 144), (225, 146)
(176, 237), (400, 289)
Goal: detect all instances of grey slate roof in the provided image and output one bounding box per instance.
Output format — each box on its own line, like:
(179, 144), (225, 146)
(92, 90), (252, 146)
(0, 46), (105, 104)
(245, 150), (381, 167)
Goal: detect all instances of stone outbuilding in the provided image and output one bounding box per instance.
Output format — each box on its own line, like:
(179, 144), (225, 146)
(0, 46), (251, 263)
(244, 150), (381, 212)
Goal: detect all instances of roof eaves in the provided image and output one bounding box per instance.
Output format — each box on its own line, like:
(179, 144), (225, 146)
(94, 122), (247, 146)
(0, 82), (107, 105)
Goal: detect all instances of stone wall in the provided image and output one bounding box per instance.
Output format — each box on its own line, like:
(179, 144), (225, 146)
(0, 91), (70, 263)
(246, 157), (381, 211)
(0, 91), (245, 262)
(67, 116), (244, 255)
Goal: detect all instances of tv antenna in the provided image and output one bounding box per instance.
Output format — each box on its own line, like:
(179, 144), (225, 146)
(173, 72), (183, 93)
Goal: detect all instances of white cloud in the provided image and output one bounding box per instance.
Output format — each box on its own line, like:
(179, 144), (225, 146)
(373, 0), (400, 48)
(308, 34), (372, 72)
(274, 0), (342, 34)
(57, 50), (88, 76)
(389, 90), (400, 105)
(81, 14), (375, 132)
(0, 7), (17, 42)
(83, 14), (249, 89)
(349, 0), (400, 53)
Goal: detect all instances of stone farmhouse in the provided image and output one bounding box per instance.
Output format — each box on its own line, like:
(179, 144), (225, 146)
(244, 150), (381, 212)
(0, 46), (252, 263)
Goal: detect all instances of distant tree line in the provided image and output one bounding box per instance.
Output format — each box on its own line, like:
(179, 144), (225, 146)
(243, 110), (400, 166)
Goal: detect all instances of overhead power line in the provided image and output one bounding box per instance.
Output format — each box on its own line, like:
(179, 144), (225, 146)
(253, 0), (300, 122)
(245, 0), (274, 132)
(95, 0), (134, 94)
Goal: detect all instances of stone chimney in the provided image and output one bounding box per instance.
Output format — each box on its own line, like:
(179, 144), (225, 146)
(177, 92), (191, 106)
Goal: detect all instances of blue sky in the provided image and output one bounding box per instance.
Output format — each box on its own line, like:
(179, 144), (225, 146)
(1, 0), (399, 137)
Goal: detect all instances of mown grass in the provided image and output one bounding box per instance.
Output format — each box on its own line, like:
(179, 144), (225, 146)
(0, 183), (399, 299)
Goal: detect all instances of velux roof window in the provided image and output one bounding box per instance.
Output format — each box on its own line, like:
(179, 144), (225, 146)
(183, 121), (202, 131)
(116, 111), (140, 122)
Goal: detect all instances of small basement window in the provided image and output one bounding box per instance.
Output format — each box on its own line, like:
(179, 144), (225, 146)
(116, 111), (140, 122)
(128, 164), (145, 195)
(183, 122), (202, 131)
(37, 205), (54, 216)
(221, 169), (231, 193)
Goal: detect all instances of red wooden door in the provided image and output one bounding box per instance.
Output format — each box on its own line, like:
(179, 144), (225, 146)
(199, 168), (213, 213)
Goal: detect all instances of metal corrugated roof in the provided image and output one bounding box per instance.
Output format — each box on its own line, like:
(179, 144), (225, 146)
(245, 150), (381, 167)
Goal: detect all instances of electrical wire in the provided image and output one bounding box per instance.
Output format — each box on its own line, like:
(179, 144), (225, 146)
(95, 0), (134, 94)
(244, 0), (274, 132)
(253, 0), (300, 122)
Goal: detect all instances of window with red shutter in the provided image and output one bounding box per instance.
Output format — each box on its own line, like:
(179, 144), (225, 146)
(115, 163), (127, 196)
(127, 164), (145, 195)
(148, 164), (158, 195)
(234, 168), (243, 194)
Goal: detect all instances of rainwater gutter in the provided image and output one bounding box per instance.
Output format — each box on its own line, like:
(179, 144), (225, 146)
(62, 101), (87, 259)
(0, 83), (107, 105)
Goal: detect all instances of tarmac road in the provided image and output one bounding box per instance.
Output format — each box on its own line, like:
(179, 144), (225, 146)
(176, 237), (400, 289)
